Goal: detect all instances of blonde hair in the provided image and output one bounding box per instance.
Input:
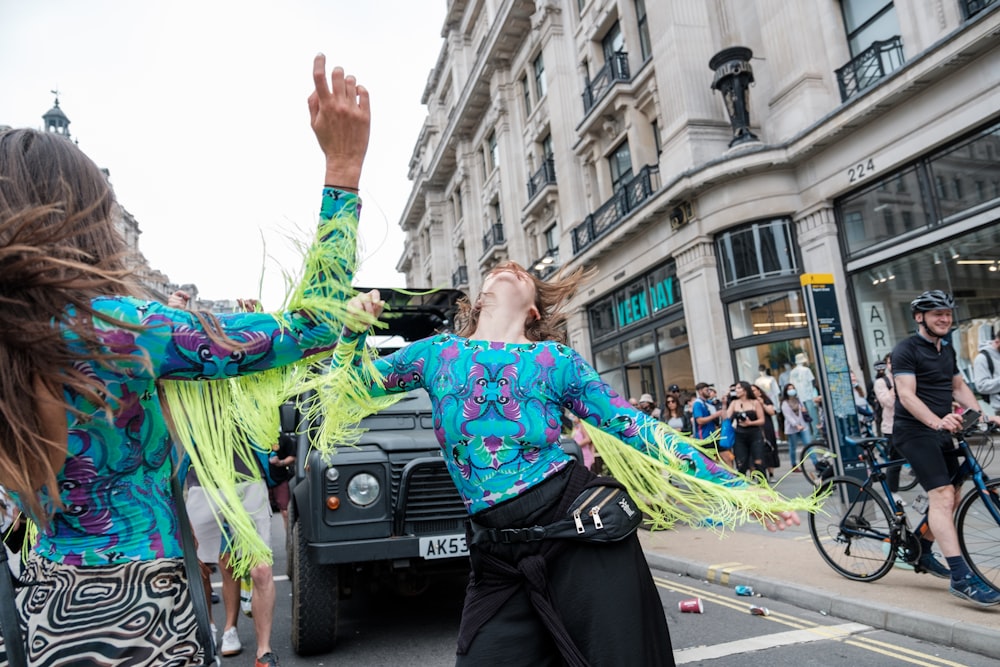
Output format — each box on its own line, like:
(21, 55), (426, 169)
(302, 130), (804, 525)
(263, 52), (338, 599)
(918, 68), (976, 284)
(455, 260), (595, 344)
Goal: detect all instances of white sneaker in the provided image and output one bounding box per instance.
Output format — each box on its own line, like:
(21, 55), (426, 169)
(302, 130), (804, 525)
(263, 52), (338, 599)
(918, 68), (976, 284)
(221, 627), (242, 656)
(210, 624), (217, 652)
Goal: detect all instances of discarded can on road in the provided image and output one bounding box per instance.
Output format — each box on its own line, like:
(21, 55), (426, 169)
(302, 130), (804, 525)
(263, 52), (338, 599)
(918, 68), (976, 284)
(749, 605), (770, 616)
(734, 585), (754, 596)
(678, 598), (704, 613)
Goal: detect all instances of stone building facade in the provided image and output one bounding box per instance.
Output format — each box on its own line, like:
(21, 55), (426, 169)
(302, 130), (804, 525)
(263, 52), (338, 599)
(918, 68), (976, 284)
(400, 0), (999, 407)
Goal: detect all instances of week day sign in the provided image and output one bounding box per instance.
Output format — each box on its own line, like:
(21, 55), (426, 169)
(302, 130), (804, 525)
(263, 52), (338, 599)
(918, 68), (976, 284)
(615, 274), (681, 327)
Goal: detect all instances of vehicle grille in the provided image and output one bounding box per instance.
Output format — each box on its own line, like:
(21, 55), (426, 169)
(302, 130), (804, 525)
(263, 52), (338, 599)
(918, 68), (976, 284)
(390, 459), (467, 535)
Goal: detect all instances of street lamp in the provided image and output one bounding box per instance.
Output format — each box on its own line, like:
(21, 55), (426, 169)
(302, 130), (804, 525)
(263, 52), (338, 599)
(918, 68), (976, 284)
(709, 46), (760, 148)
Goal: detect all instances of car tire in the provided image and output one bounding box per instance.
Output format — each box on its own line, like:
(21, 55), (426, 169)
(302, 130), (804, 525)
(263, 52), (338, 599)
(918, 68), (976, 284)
(290, 520), (339, 655)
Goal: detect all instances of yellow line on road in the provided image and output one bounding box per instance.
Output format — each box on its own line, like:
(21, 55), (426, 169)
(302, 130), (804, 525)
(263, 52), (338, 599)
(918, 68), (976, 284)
(847, 636), (974, 667)
(656, 575), (975, 666)
(704, 561), (757, 585)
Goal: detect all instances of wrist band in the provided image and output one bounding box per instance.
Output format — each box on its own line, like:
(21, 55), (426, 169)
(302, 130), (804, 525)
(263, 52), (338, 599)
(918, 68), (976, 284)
(325, 184), (360, 193)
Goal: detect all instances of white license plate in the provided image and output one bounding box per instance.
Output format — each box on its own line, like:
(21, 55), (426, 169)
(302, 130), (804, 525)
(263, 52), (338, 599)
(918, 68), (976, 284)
(419, 534), (469, 560)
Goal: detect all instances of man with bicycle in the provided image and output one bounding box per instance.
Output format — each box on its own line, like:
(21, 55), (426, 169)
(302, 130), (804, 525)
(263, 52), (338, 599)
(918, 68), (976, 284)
(892, 290), (1000, 607)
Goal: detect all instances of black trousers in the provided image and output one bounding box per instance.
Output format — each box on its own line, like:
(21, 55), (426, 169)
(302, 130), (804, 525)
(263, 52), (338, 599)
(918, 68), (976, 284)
(456, 464), (675, 667)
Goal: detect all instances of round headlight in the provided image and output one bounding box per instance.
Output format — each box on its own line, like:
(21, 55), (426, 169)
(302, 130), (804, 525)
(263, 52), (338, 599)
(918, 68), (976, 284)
(325, 467), (340, 482)
(347, 473), (380, 507)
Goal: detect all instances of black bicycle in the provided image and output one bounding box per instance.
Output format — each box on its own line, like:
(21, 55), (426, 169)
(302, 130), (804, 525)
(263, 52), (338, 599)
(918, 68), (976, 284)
(808, 416), (1000, 590)
(799, 438), (918, 491)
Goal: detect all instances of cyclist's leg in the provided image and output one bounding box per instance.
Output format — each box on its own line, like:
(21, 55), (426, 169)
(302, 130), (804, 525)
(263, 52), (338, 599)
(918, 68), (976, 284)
(896, 428), (961, 574)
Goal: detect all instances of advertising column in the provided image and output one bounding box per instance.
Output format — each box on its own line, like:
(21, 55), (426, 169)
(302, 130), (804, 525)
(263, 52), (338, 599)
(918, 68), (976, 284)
(800, 274), (863, 480)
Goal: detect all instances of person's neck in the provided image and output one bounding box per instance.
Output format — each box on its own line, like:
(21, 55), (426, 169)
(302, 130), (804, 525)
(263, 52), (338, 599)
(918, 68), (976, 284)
(470, 303), (532, 344)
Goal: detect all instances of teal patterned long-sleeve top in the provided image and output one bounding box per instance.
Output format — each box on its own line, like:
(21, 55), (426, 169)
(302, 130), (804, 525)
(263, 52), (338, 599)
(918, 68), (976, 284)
(345, 332), (740, 515)
(27, 188), (358, 566)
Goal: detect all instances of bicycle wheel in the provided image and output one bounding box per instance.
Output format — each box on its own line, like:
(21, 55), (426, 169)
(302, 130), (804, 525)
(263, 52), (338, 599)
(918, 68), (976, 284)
(800, 444), (835, 487)
(956, 479), (1000, 594)
(808, 476), (896, 582)
(898, 462), (918, 492)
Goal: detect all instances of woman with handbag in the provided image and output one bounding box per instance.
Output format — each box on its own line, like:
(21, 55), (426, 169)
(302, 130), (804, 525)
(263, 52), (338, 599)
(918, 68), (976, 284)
(319, 269), (819, 666)
(780, 383), (812, 466)
(0, 55), (369, 666)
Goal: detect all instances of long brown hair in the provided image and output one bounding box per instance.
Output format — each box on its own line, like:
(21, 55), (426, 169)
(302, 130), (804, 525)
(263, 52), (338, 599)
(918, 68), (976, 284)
(0, 129), (233, 522)
(454, 260), (595, 344)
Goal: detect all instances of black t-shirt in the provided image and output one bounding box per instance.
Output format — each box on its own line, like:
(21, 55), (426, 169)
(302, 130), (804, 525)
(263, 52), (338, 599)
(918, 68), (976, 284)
(891, 333), (958, 428)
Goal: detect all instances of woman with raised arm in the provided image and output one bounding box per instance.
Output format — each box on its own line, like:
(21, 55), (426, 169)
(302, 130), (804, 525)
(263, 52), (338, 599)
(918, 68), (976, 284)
(327, 263), (819, 666)
(0, 55), (368, 666)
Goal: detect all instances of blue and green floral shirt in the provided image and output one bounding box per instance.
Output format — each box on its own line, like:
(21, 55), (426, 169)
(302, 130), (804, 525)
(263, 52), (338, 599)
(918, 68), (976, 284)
(27, 188), (357, 565)
(349, 333), (738, 515)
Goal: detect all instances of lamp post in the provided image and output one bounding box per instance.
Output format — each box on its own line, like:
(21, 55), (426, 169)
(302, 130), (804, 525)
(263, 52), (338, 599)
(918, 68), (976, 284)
(709, 46), (759, 147)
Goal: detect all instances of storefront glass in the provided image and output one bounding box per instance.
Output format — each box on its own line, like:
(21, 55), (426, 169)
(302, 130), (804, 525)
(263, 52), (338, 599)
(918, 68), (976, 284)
(587, 259), (691, 403)
(850, 222), (1000, 384)
(727, 290), (807, 338)
(716, 218), (798, 288)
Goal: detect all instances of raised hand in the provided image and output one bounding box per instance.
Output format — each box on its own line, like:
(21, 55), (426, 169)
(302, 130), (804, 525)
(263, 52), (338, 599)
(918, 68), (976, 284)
(167, 290), (191, 309)
(308, 54), (371, 190)
(345, 289), (384, 332)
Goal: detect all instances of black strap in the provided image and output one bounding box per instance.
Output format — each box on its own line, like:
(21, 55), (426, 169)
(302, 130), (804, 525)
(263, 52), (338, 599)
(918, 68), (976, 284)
(171, 474), (220, 667)
(0, 537), (28, 667)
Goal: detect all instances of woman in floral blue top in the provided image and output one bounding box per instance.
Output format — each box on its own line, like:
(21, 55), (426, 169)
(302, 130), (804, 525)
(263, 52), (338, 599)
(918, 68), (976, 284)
(0, 55), (368, 666)
(341, 263), (804, 666)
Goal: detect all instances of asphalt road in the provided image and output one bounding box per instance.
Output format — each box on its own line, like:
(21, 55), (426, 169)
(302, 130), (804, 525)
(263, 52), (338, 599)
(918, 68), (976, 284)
(213, 511), (997, 666)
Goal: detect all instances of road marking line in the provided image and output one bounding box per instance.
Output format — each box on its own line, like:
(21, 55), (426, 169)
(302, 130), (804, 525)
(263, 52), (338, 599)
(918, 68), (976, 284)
(848, 636), (974, 667)
(704, 562), (757, 585)
(674, 622), (871, 664)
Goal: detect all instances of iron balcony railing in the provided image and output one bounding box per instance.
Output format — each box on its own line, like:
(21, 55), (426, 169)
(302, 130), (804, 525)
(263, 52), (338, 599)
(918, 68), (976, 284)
(482, 223), (506, 254)
(835, 36), (905, 102)
(527, 158), (557, 200)
(961, 0), (997, 19)
(571, 164), (660, 255)
(582, 51), (631, 114)
(451, 265), (468, 288)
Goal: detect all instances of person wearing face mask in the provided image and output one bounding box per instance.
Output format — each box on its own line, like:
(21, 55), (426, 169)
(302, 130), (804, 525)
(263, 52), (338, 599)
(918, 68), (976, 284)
(780, 383), (811, 466)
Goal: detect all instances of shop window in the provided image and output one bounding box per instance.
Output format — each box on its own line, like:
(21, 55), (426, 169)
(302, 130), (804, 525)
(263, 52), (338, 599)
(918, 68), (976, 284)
(716, 218), (799, 288)
(838, 166), (929, 257)
(655, 320), (688, 352)
(589, 296), (617, 341)
(658, 349), (693, 396)
(645, 262), (681, 316)
(928, 121), (1000, 223)
(733, 339), (814, 389)
(623, 330), (655, 363)
(594, 345), (623, 373)
(727, 290), (806, 339)
(850, 222), (1000, 374)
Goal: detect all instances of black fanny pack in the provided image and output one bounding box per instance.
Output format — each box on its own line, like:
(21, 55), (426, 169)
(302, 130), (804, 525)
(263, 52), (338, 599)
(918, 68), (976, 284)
(471, 482), (643, 545)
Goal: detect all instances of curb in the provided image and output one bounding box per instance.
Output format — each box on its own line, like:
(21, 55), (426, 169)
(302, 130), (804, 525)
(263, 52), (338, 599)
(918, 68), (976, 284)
(644, 551), (1000, 659)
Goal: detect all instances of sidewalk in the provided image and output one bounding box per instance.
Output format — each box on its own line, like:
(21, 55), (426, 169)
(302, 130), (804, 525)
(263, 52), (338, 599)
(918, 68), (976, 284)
(638, 467), (1000, 658)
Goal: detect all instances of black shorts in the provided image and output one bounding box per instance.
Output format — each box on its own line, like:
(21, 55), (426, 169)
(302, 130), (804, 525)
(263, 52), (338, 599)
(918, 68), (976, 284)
(893, 426), (959, 491)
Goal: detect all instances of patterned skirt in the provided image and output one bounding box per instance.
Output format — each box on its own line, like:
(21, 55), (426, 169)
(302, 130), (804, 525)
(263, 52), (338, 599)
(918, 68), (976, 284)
(1, 553), (204, 666)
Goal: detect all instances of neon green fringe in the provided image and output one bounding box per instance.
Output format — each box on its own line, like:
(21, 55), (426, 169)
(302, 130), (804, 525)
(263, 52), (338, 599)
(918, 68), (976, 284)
(159, 205), (385, 578)
(582, 421), (827, 533)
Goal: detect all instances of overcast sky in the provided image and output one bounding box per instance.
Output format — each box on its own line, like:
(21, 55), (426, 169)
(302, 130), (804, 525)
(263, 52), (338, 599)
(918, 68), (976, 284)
(0, 0), (446, 305)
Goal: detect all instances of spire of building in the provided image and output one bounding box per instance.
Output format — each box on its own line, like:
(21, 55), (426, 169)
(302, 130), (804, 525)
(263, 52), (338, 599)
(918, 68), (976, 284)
(42, 90), (71, 139)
